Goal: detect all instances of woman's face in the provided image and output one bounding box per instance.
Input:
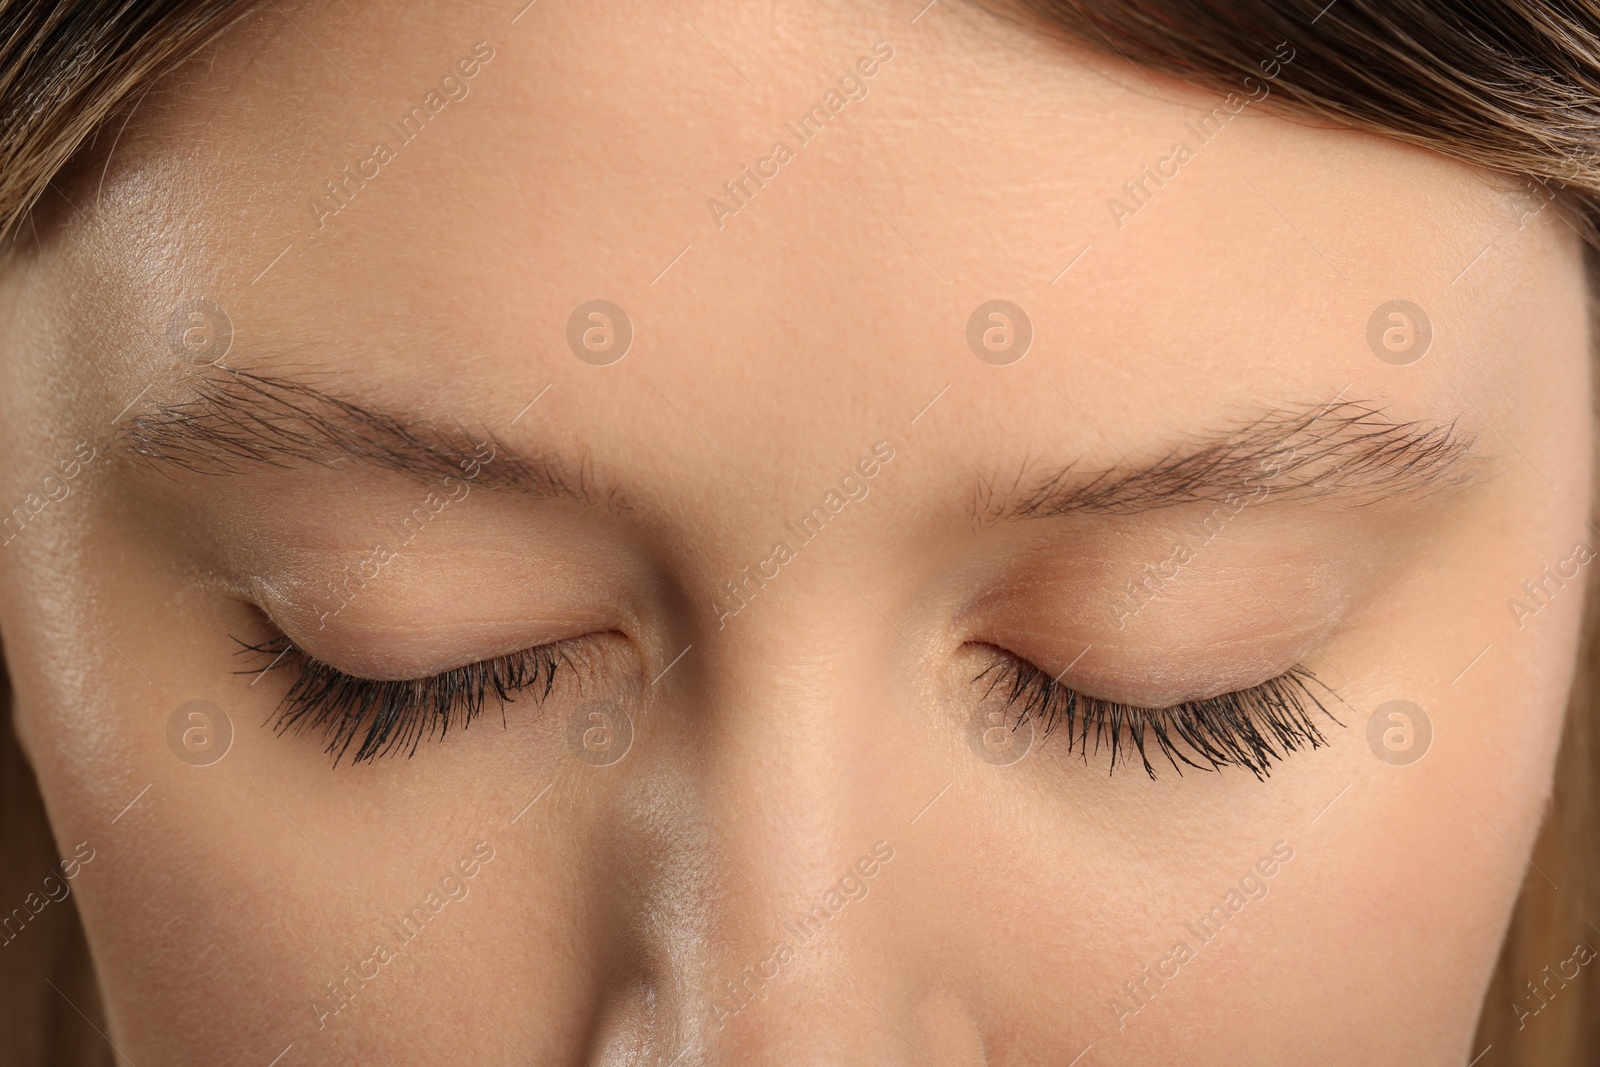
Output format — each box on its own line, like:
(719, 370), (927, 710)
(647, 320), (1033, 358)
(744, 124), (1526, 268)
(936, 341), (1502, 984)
(0, 1), (1590, 1063)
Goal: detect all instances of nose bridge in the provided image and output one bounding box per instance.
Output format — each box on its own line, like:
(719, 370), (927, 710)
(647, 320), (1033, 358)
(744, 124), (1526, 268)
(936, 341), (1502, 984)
(710, 620), (891, 849)
(644, 606), (950, 1066)
(574, 543), (994, 1065)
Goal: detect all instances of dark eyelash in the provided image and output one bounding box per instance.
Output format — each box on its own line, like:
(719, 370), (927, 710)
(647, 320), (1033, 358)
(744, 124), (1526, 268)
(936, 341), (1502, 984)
(234, 635), (573, 766)
(977, 656), (1341, 780)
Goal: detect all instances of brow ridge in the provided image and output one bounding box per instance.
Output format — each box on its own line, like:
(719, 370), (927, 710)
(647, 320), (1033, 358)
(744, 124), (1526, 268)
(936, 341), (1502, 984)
(117, 368), (593, 501)
(974, 399), (1481, 522)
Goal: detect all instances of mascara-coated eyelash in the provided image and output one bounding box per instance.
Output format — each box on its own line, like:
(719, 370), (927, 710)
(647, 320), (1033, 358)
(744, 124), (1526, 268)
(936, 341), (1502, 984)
(977, 654), (1340, 780)
(235, 635), (573, 765)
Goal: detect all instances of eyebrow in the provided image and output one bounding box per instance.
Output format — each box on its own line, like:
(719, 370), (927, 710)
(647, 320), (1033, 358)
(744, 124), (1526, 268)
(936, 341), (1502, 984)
(975, 399), (1481, 521)
(119, 369), (595, 501)
(120, 376), (1477, 521)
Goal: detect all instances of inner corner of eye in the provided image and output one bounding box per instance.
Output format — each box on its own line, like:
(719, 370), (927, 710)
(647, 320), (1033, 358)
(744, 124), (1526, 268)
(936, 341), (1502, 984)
(960, 641), (1039, 685)
(964, 637), (1065, 671)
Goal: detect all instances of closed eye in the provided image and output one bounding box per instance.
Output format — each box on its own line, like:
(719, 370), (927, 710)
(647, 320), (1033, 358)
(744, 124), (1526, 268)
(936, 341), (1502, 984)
(975, 650), (1341, 780)
(235, 634), (580, 766)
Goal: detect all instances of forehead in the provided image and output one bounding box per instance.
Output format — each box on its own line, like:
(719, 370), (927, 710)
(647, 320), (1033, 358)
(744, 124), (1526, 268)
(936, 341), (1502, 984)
(23, 0), (1577, 491)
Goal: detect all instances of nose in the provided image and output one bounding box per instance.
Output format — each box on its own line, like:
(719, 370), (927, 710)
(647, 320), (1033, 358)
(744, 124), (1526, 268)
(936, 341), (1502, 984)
(584, 593), (988, 1067)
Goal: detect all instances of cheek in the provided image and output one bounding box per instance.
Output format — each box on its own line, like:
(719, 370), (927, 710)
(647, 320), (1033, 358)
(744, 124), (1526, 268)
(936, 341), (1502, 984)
(47, 701), (608, 1060)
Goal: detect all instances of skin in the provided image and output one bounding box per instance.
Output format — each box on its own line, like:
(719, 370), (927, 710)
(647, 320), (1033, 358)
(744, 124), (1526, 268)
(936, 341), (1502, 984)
(0, 1), (1591, 1064)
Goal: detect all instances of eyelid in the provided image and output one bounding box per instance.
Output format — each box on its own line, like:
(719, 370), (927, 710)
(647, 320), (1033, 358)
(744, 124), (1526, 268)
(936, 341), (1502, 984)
(978, 649), (1340, 780)
(256, 591), (611, 681)
(959, 556), (1347, 710)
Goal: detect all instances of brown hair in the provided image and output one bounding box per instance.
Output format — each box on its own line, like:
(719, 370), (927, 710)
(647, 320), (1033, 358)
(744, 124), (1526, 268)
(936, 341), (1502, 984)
(2, 0), (1597, 1062)
(1013, 0), (1600, 246)
(0, 0), (257, 249)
